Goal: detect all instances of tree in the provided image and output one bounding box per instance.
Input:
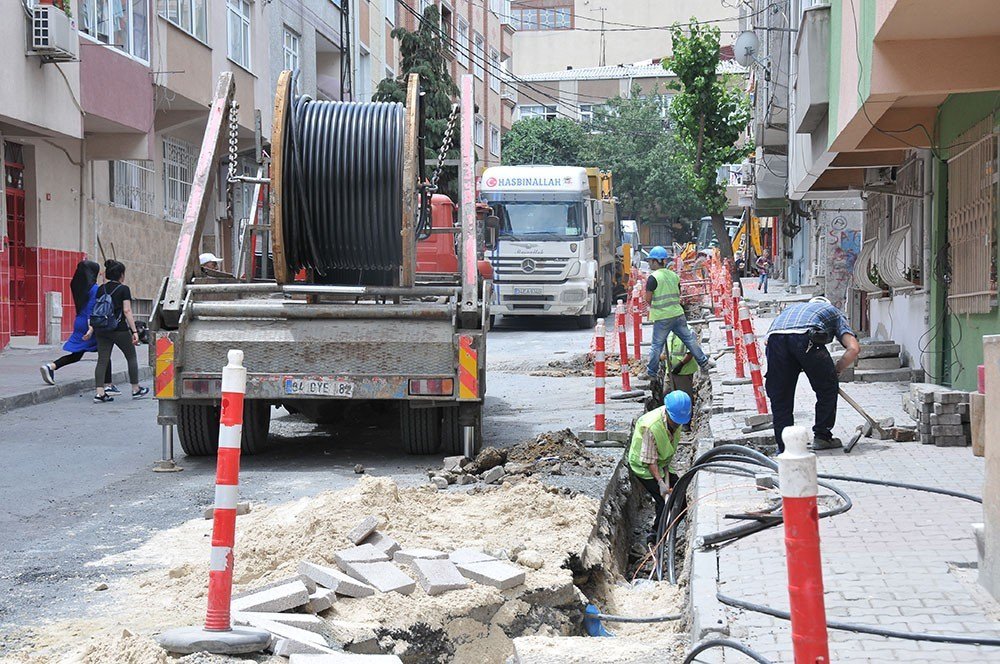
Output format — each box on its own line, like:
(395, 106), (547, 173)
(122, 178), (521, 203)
(667, 21), (752, 259)
(585, 89), (701, 230)
(501, 117), (588, 167)
(373, 5), (459, 194)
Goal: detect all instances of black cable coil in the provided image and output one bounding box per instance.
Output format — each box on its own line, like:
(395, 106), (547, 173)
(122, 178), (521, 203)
(281, 84), (405, 285)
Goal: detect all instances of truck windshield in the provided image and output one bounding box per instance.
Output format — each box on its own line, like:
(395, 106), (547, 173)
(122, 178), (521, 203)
(495, 202), (583, 240)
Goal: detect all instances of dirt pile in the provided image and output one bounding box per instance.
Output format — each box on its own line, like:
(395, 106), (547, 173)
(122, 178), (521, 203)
(528, 355), (646, 378)
(6, 477), (601, 664)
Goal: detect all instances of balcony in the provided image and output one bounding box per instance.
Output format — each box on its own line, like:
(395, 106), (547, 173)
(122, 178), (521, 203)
(793, 4), (830, 134)
(79, 40), (154, 160)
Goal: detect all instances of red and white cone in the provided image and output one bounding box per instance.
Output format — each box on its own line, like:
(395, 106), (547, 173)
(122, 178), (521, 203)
(594, 319), (606, 431)
(733, 293), (746, 379)
(739, 302), (769, 415)
(616, 300), (632, 392)
(158, 350), (271, 656)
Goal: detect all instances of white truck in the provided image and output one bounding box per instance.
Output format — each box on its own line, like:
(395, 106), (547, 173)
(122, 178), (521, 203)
(481, 166), (619, 328)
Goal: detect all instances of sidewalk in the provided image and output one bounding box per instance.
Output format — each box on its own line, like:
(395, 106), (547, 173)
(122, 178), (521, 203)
(689, 291), (1000, 662)
(0, 338), (152, 414)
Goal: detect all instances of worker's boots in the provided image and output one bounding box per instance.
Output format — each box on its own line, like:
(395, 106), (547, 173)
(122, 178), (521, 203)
(810, 436), (843, 451)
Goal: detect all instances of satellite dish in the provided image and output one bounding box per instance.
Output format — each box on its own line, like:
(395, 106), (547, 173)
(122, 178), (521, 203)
(734, 31), (760, 68)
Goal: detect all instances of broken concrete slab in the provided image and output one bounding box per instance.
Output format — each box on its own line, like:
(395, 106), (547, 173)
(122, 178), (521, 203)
(233, 574), (317, 596)
(231, 579), (311, 613)
(324, 620), (380, 654)
(393, 548), (447, 565)
(288, 654), (404, 663)
(307, 587), (337, 613)
(430, 477), (449, 490)
(273, 638), (340, 657)
(333, 544), (390, 568)
(233, 612), (328, 636)
(443, 455), (468, 472)
(408, 558), (469, 595)
(361, 531), (401, 557)
(456, 560), (526, 590)
(298, 561), (376, 598)
(744, 413), (773, 427)
(347, 516), (379, 545)
(448, 548), (496, 565)
(482, 466), (505, 484)
(339, 561), (416, 595)
(243, 617), (331, 649)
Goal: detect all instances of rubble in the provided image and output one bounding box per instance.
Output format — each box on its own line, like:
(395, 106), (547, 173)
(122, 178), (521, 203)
(299, 561), (377, 598)
(408, 558), (469, 595)
(362, 532), (401, 558)
(392, 548), (447, 565)
(348, 516), (380, 545)
(456, 560), (527, 590)
(338, 561), (416, 595)
(334, 544), (391, 567)
(231, 579), (311, 613)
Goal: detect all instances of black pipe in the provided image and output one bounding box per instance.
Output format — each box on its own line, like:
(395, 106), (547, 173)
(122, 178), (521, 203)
(682, 639), (774, 664)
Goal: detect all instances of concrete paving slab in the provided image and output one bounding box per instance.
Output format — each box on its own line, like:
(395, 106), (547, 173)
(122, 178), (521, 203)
(393, 548), (447, 565)
(409, 557), (469, 595)
(339, 561), (416, 595)
(361, 531), (401, 557)
(333, 544), (390, 567)
(245, 617), (331, 648)
(233, 574), (317, 596)
(307, 587), (337, 612)
(233, 611), (328, 636)
(448, 548), (495, 565)
(273, 638), (341, 656)
(347, 516), (379, 545)
(298, 561), (376, 598)
(456, 559), (525, 589)
(231, 579), (311, 613)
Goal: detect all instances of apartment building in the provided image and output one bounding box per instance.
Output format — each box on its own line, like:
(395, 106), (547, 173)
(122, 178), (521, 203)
(510, 0), (737, 77)
(0, 1), (393, 353)
(399, 0), (514, 168)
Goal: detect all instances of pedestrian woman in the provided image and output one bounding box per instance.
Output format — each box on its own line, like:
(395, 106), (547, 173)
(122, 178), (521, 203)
(39, 260), (118, 393)
(87, 260), (149, 403)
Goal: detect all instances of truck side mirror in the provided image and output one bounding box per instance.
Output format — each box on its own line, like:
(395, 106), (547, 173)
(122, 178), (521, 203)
(594, 223), (604, 236)
(485, 215), (499, 250)
(485, 215), (500, 230)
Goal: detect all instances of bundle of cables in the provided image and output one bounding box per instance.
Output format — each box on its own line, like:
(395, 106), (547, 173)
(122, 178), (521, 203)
(279, 81), (405, 285)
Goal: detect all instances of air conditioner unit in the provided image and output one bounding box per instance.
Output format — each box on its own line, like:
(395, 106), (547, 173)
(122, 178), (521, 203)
(865, 166), (897, 188)
(29, 5), (78, 62)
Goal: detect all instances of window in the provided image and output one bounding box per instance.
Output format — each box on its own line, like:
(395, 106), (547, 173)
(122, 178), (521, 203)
(518, 104), (557, 121)
(490, 125), (501, 157)
(110, 160), (155, 215)
(473, 33), (485, 80)
(489, 48), (501, 93)
(456, 17), (469, 69)
(385, 0), (395, 24)
(440, 4), (453, 45)
(157, 0), (207, 44)
(513, 6), (572, 31)
(81, 0), (150, 60)
(418, 0), (431, 12)
(227, 0), (252, 70)
(163, 137), (196, 221)
(474, 115), (485, 148)
(579, 104), (593, 123)
(489, 0), (500, 13)
(283, 27), (300, 72)
(358, 48), (372, 101)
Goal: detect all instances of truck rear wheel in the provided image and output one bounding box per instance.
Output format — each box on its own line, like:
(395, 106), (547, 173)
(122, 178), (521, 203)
(177, 401), (272, 457)
(400, 403), (441, 455)
(441, 404), (483, 456)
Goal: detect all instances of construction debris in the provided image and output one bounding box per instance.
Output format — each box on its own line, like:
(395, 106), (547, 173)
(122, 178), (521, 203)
(348, 516), (379, 545)
(299, 561), (376, 598)
(408, 558), (469, 595)
(231, 579), (311, 613)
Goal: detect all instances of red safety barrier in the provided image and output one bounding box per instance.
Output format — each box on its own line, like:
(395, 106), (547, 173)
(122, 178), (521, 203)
(733, 292), (746, 379)
(739, 302), (769, 414)
(778, 426), (830, 663)
(616, 300), (632, 392)
(205, 349), (248, 632)
(594, 319), (606, 431)
(631, 294), (642, 361)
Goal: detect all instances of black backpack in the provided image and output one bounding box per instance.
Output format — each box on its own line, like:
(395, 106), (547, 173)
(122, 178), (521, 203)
(89, 284), (121, 332)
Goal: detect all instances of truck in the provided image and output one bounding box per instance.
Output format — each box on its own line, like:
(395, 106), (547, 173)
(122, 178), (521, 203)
(149, 72), (489, 464)
(480, 165), (620, 328)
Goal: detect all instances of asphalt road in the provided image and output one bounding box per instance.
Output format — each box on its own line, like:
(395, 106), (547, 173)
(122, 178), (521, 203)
(0, 315), (640, 646)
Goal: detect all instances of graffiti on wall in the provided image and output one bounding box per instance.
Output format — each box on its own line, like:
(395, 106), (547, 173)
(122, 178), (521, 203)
(825, 215), (861, 310)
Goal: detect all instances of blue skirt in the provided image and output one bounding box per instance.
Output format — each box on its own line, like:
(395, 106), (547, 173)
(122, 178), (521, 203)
(63, 312), (97, 353)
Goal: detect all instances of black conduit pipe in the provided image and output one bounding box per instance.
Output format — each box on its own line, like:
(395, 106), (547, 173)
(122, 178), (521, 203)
(682, 639), (774, 664)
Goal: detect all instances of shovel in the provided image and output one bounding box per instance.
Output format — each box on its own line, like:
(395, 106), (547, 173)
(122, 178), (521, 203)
(839, 386), (888, 453)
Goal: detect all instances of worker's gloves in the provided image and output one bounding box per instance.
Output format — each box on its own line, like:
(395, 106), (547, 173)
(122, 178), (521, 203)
(657, 479), (671, 498)
(670, 364), (683, 376)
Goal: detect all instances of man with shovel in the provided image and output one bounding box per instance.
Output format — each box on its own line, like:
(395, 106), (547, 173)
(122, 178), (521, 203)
(765, 296), (860, 452)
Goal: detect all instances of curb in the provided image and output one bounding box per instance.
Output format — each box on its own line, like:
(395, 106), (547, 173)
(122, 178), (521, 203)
(0, 366), (154, 416)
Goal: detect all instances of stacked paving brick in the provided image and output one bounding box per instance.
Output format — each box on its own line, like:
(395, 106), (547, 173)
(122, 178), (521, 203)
(902, 383), (972, 447)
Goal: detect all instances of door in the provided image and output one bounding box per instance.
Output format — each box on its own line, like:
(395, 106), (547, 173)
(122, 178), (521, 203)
(4, 143), (26, 336)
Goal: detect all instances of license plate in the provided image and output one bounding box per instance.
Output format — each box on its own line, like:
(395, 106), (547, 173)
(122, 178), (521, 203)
(284, 378), (354, 397)
(513, 287), (543, 295)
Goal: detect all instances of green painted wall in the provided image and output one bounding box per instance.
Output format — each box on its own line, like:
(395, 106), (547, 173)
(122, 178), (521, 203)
(827, 0), (875, 148)
(932, 92), (1000, 390)
(828, 1), (843, 149)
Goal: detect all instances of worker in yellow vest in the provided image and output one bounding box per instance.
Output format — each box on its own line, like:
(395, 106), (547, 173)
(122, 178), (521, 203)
(628, 390), (692, 544)
(666, 331), (697, 404)
(643, 247), (714, 388)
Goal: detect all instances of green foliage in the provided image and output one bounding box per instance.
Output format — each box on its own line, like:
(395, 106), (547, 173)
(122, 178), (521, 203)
(373, 4), (458, 163)
(500, 118), (588, 167)
(667, 21), (752, 226)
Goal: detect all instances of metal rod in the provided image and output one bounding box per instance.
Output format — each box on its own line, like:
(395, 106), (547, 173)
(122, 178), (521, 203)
(191, 302), (454, 320)
(463, 426), (474, 459)
(284, 284), (460, 296)
(228, 175), (272, 185)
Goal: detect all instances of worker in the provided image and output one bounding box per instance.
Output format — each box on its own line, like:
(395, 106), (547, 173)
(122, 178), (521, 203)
(765, 296), (861, 452)
(628, 390), (692, 544)
(665, 331), (697, 425)
(643, 246), (714, 390)
(199, 252), (222, 271)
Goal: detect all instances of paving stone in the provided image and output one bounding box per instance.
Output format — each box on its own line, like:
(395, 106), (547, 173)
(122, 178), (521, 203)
(243, 616), (331, 648)
(934, 435), (968, 447)
(361, 531), (401, 557)
(931, 425), (964, 437)
(233, 574), (317, 596)
(449, 548), (496, 565)
(958, 402), (971, 416)
(339, 561), (416, 595)
(298, 561), (376, 598)
(273, 639), (341, 656)
(745, 413), (773, 427)
(231, 579), (311, 613)
(456, 560), (526, 589)
(288, 654), (404, 663)
(347, 516), (379, 545)
(307, 587), (337, 613)
(933, 402), (959, 415)
(234, 611), (328, 636)
(333, 544), (390, 568)
(408, 558), (469, 595)
(934, 390), (969, 404)
(393, 548), (448, 565)
(930, 413), (961, 426)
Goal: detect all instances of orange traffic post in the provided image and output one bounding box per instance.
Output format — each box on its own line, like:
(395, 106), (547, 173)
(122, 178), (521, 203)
(733, 292), (746, 379)
(594, 319), (606, 431)
(739, 301), (769, 415)
(778, 426), (830, 663)
(616, 300), (632, 392)
(631, 293), (642, 360)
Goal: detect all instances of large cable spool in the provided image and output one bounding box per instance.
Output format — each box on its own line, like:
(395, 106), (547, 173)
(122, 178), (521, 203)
(271, 71), (416, 286)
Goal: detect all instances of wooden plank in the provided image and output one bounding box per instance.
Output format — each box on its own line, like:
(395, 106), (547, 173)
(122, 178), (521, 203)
(160, 72), (235, 329)
(270, 70), (292, 285)
(400, 73), (420, 288)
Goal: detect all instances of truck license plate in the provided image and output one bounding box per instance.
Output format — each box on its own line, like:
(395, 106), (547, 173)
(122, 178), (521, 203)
(284, 378), (354, 397)
(513, 287), (543, 295)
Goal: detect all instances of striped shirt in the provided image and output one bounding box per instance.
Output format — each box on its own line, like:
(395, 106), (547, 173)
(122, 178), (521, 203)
(768, 301), (854, 341)
(639, 411), (668, 464)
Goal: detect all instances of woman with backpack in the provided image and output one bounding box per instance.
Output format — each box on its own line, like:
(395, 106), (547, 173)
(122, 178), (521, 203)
(85, 260), (149, 403)
(39, 260), (119, 392)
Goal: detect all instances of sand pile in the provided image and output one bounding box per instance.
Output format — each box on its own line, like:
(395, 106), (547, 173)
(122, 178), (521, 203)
(5, 477), (600, 664)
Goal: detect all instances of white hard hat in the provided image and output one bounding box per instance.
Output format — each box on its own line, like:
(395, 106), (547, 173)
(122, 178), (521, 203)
(199, 252), (222, 266)
(810, 296), (831, 304)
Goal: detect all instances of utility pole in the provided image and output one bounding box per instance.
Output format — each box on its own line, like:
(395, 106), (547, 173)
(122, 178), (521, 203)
(598, 6), (607, 66)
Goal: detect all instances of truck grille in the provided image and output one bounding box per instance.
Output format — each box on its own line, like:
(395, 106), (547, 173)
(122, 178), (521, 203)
(502, 295), (555, 303)
(492, 256), (571, 278)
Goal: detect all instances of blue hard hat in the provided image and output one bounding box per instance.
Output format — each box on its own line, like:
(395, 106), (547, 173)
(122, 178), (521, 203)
(649, 246), (669, 260)
(664, 390), (692, 425)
